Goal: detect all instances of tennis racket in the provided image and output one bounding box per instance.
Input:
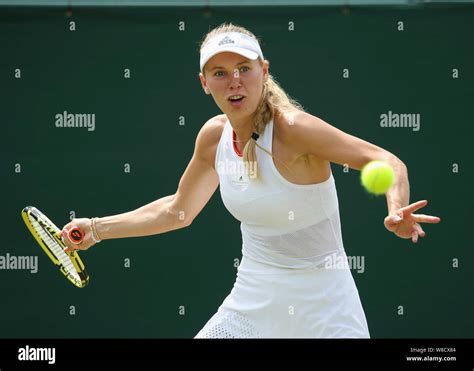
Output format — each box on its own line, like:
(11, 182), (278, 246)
(21, 206), (90, 288)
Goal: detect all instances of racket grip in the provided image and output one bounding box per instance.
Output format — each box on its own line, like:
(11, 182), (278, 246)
(68, 227), (84, 245)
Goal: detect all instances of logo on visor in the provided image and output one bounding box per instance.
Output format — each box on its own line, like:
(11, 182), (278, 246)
(218, 36), (235, 46)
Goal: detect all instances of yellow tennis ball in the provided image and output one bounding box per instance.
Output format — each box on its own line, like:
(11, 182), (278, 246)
(360, 160), (395, 195)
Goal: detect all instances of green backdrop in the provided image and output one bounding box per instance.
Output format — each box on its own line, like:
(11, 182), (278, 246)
(0, 4), (472, 338)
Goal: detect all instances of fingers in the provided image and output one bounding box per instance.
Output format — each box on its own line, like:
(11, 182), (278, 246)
(63, 240), (83, 253)
(62, 222), (73, 233)
(61, 229), (77, 253)
(61, 226), (84, 252)
(63, 241), (75, 253)
(411, 223), (427, 243)
(62, 221), (79, 252)
(401, 200), (428, 214)
(411, 230), (418, 243)
(61, 218), (94, 253)
(412, 214), (441, 224)
(413, 223), (425, 238)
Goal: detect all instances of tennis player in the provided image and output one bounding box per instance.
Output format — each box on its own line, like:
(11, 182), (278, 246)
(62, 23), (441, 338)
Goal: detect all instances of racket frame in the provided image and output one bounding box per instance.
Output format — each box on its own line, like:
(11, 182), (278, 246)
(21, 206), (90, 288)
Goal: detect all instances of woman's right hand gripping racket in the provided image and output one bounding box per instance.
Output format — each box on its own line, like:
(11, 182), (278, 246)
(21, 206), (90, 288)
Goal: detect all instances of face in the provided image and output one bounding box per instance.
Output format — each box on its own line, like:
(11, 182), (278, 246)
(199, 52), (269, 120)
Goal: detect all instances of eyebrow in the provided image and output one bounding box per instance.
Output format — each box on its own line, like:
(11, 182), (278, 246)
(209, 60), (250, 71)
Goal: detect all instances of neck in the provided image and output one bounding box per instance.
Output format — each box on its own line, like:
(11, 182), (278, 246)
(229, 115), (255, 146)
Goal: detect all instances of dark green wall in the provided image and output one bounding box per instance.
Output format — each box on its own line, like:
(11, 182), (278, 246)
(0, 4), (472, 338)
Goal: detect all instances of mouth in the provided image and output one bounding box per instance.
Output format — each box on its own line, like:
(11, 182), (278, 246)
(228, 95), (246, 107)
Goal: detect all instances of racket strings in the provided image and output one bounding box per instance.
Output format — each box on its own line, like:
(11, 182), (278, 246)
(29, 217), (80, 281)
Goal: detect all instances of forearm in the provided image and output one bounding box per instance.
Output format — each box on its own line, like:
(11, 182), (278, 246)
(95, 194), (187, 240)
(385, 156), (410, 214)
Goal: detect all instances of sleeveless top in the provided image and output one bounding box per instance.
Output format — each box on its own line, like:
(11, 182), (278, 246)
(214, 117), (346, 269)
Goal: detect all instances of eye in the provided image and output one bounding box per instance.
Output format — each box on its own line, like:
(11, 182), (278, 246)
(214, 66), (249, 77)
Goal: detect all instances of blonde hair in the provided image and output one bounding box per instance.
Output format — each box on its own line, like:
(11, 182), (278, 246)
(199, 22), (306, 180)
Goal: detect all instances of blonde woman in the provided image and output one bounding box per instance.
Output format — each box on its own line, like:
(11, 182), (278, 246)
(61, 23), (441, 338)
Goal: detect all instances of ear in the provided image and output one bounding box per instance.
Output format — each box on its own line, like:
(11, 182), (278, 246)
(199, 72), (211, 95)
(263, 59), (270, 82)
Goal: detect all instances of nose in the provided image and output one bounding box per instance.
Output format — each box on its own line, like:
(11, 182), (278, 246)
(229, 68), (241, 88)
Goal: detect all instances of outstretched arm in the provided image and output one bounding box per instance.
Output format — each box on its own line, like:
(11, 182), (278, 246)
(288, 111), (441, 244)
(62, 116), (222, 252)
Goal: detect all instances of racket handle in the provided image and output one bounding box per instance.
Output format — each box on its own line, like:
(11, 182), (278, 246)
(68, 227), (84, 245)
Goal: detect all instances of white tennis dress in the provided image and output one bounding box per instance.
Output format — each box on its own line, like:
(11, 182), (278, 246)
(195, 117), (370, 338)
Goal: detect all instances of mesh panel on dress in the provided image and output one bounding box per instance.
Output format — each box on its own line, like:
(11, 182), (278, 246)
(195, 309), (260, 338)
(242, 211), (344, 268)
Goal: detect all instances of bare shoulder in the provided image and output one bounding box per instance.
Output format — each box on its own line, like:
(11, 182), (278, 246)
(195, 114), (227, 167)
(275, 110), (319, 135)
(197, 114), (226, 148)
(273, 110), (332, 182)
(275, 109), (332, 148)
(274, 109), (315, 153)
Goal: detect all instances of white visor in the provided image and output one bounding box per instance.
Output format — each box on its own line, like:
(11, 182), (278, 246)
(200, 32), (264, 72)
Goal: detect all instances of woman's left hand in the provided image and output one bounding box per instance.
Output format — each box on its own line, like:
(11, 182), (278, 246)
(384, 200), (441, 243)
